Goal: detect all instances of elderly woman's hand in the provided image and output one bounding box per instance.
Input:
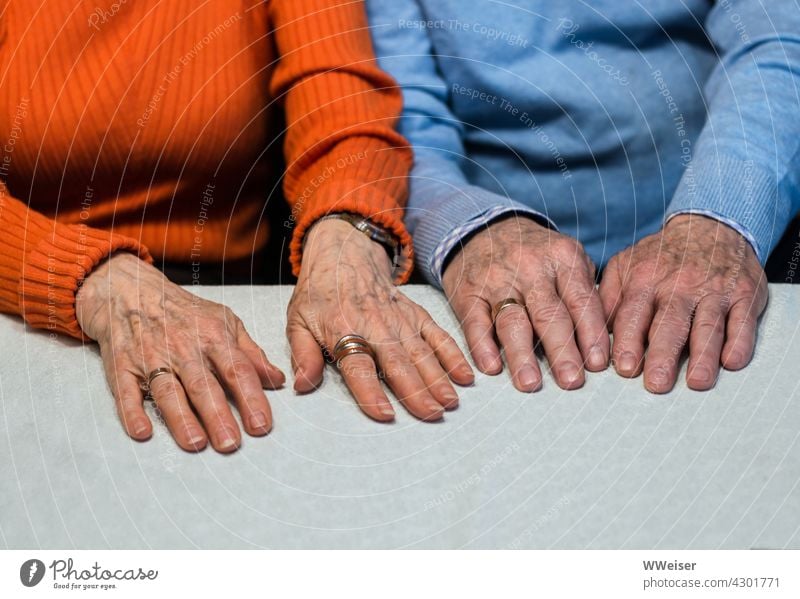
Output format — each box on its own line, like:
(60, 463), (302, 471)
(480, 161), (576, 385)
(287, 219), (474, 421)
(75, 252), (285, 452)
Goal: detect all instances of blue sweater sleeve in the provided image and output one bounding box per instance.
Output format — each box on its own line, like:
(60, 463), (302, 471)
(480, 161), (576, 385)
(365, 0), (553, 287)
(666, 0), (800, 263)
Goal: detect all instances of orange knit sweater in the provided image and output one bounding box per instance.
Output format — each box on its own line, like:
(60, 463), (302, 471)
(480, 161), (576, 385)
(0, 0), (412, 340)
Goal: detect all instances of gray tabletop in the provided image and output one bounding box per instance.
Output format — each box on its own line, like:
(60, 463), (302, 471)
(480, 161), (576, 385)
(1, 285), (798, 549)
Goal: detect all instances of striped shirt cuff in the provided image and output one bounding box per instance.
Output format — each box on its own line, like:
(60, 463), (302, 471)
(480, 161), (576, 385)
(665, 209), (762, 263)
(430, 205), (556, 287)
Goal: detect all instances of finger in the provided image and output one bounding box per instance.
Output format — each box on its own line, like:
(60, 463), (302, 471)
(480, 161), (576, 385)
(418, 314), (474, 386)
(372, 335), (445, 421)
(287, 324), (325, 394)
(558, 265), (609, 371)
(721, 297), (761, 371)
(208, 348), (273, 437)
(337, 352), (395, 422)
(598, 258), (623, 329)
(178, 360), (242, 453)
(492, 302), (542, 392)
(643, 296), (695, 393)
(526, 289), (585, 390)
(402, 335), (460, 409)
(453, 297), (503, 374)
(686, 295), (726, 390)
(611, 286), (655, 378)
(101, 350), (152, 441)
(148, 372), (208, 452)
(236, 324), (285, 389)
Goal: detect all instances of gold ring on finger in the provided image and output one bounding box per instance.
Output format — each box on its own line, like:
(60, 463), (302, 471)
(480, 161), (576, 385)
(139, 366), (174, 398)
(491, 297), (525, 324)
(332, 334), (375, 368)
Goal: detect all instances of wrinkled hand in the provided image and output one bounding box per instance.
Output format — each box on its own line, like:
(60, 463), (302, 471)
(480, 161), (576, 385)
(442, 215), (609, 391)
(76, 252), (285, 452)
(287, 219), (474, 421)
(599, 214), (768, 393)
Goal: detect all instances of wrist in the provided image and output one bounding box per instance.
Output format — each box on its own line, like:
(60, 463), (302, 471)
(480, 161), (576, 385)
(76, 252), (140, 333)
(304, 217), (393, 273)
(666, 213), (740, 239)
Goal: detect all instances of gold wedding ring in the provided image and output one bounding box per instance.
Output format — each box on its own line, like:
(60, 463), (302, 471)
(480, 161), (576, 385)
(140, 366), (174, 397)
(332, 334), (375, 368)
(491, 297), (525, 324)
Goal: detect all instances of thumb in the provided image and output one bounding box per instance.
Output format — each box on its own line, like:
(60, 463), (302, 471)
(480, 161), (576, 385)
(288, 323), (325, 393)
(236, 325), (285, 389)
(599, 259), (623, 330)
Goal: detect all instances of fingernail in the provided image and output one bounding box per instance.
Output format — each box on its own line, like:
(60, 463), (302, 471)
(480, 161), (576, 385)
(425, 400), (444, 414)
(649, 368), (669, 386)
(689, 364), (712, 385)
(727, 351), (744, 367)
(186, 430), (206, 448)
(441, 387), (459, 400)
(132, 420), (149, 437)
(216, 428), (239, 451)
(617, 351), (637, 374)
(518, 366), (541, 391)
(588, 346), (607, 370)
(248, 412), (270, 432)
(557, 363), (581, 385)
(440, 390), (459, 408)
(380, 407), (396, 418)
(479, 354), (502, 373)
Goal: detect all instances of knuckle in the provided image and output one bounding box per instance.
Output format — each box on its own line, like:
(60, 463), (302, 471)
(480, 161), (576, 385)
(339, 357), (377, 380)
(551, 236), (573, 252)
(736, 277), (759, 297)
(381, 350), (409, 379)
(381, 347), (409, 370)
(223, 359), (253, 382)
(430, 325), (455, 344)
(732, 309), (756, 327)
(183, 371), (211, 397)
(552, 236), (582, 258)
(406, 343), (432, 364)
(416, 315), (437, 335)
(429, 329), (459, 354)
(693, 318), (723, 336)
(495, 309), (529, 333)
(528, 299), (566, 324)
(658, 300), (689, 323)
(564, 288), (595, 311)
(152, 380), (181, 406)
(201, 319), (227, 340)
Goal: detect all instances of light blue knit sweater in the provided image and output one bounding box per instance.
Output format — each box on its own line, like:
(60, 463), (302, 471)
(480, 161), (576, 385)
(365, 0), (800, 286)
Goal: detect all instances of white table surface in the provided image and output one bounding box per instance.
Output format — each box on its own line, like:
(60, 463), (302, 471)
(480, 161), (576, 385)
(1, 285), (798, 549)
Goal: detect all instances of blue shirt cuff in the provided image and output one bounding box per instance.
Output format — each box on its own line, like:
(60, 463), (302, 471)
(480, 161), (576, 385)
(430, 204), (555, 287)
(666, 155), (788, 266)
(664, 209), (763, 263)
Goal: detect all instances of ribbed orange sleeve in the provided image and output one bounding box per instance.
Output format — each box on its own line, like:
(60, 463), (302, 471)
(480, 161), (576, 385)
(270, 0), (414, 283)
(0, 183), (152, 340)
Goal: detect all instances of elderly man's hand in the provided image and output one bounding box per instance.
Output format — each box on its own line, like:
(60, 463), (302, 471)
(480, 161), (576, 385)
(599, 214), (768, 393)
(287, 219), (474, 422)
(442, 215), (609, 391)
